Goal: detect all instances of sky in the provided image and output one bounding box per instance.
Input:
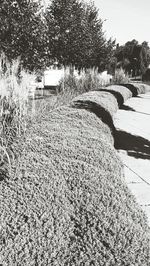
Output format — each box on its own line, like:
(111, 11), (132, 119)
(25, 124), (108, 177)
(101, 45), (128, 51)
(93, 0), (150, 45)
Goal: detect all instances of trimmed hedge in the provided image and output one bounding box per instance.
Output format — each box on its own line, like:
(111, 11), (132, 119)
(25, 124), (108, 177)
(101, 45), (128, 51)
(72, 91), (118, 116)
(71, 91), (118, 134)
(119, 84), (139, 97)
(130, 83), (150, 94)
(119, 83), (150, 95)
(130, 83), (146, 94)
(143, 83), (150, 93)
(100, 85), (132, 107)
(0, 103), (150, 265)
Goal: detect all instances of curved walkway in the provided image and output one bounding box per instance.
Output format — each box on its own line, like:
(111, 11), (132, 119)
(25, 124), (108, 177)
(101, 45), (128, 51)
(114, 92), (150, 224)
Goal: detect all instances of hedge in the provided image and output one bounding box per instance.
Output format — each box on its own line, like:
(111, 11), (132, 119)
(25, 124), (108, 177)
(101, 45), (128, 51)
(72, 91), (118, 116)
(100, 85), (132, 107)
(0, 102), (150, 265)
(130, 83), (150, 94)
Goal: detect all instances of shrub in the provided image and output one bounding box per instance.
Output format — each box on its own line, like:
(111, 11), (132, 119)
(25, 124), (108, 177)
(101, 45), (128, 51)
(130, 82), (150, 94)
(119, 83), (139, 97)
(71, 90), (118, 117)
(106, 85), (132, 102)
(142, 83), (150, 93)
(71, 91), (119, 134)
(0, 105), (149, 265)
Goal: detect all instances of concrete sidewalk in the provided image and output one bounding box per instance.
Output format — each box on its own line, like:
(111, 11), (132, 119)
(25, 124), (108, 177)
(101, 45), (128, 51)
(114, 92), (150, 224)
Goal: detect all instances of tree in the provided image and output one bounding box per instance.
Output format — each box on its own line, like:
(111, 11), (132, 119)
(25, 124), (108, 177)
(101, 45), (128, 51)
(114, 39), (150, 76)
(0, 0), (48, 70)
(140, 42), (150, 74)
(45, 0), (115, 70)
(81, 2), (115, 71)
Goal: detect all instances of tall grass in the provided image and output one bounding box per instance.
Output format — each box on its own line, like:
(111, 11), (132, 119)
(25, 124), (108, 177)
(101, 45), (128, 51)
(0, 53), (36, 179)
(34, 67), (112, 121)
(111, 67), (129, 84)
(56, 67), (111, 106)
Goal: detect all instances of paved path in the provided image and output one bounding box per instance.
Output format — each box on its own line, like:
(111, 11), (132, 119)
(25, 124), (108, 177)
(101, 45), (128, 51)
(114, 92), (150, 224)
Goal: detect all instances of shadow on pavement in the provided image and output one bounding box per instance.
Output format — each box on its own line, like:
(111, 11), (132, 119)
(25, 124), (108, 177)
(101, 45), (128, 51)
(120, 105), (135, 111)
(114, 130), (150, 159)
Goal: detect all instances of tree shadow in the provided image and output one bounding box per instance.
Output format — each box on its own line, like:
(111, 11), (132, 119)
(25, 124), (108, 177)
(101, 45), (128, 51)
(120, 105), (135, 111)
(114, 130), (150, 159)
(72, 100), (115, 135)
(120, 84), (138, 97)
(99, 89), (124, 107)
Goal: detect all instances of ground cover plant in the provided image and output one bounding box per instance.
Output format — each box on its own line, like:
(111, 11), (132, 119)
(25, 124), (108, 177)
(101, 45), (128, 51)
(0, 53), (150, 264)
(1, 95), (150, 265)
(1, 0), (150, 264)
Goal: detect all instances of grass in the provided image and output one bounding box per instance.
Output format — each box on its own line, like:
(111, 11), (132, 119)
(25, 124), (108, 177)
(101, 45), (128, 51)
(34, 67), (111, 118)
(0, 53), (36, 180)
(111, 68), (129, 84)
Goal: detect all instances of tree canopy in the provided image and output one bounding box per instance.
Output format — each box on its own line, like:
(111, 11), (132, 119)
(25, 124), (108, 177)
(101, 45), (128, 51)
(45, 0), (115, 71)
(0, 0), (47, 70)
(114, 40), (150, 76)
(0, 0), (115, 71)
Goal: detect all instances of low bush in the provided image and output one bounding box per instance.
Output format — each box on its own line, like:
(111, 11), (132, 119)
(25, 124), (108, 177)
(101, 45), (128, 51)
(71, 91), (119, 134)
(0, 105), (149, 265)
(107, 85), (132, 101)
(130, 83), (150, 94)
(143, 83), (150, 92)
(119, 83), (139, 97)
(71, 91), (118, 118)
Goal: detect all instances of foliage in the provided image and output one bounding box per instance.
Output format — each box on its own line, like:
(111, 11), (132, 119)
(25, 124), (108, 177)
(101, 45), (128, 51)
(0, 53), (35, 180)
(0, 0), (48, 70)
(142, 68), (150, 81)
(45, 0), (115, 70)
(1, 103), (150, 264)
(55, 68), (111, 106)
(71, 90), (118, 131)
(114, 40), (150, 76)
(0, 0), (115, 71)
(34, 67), (112, 120)
(102, 85), (132, 106)
(111, 67), (129, 84)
